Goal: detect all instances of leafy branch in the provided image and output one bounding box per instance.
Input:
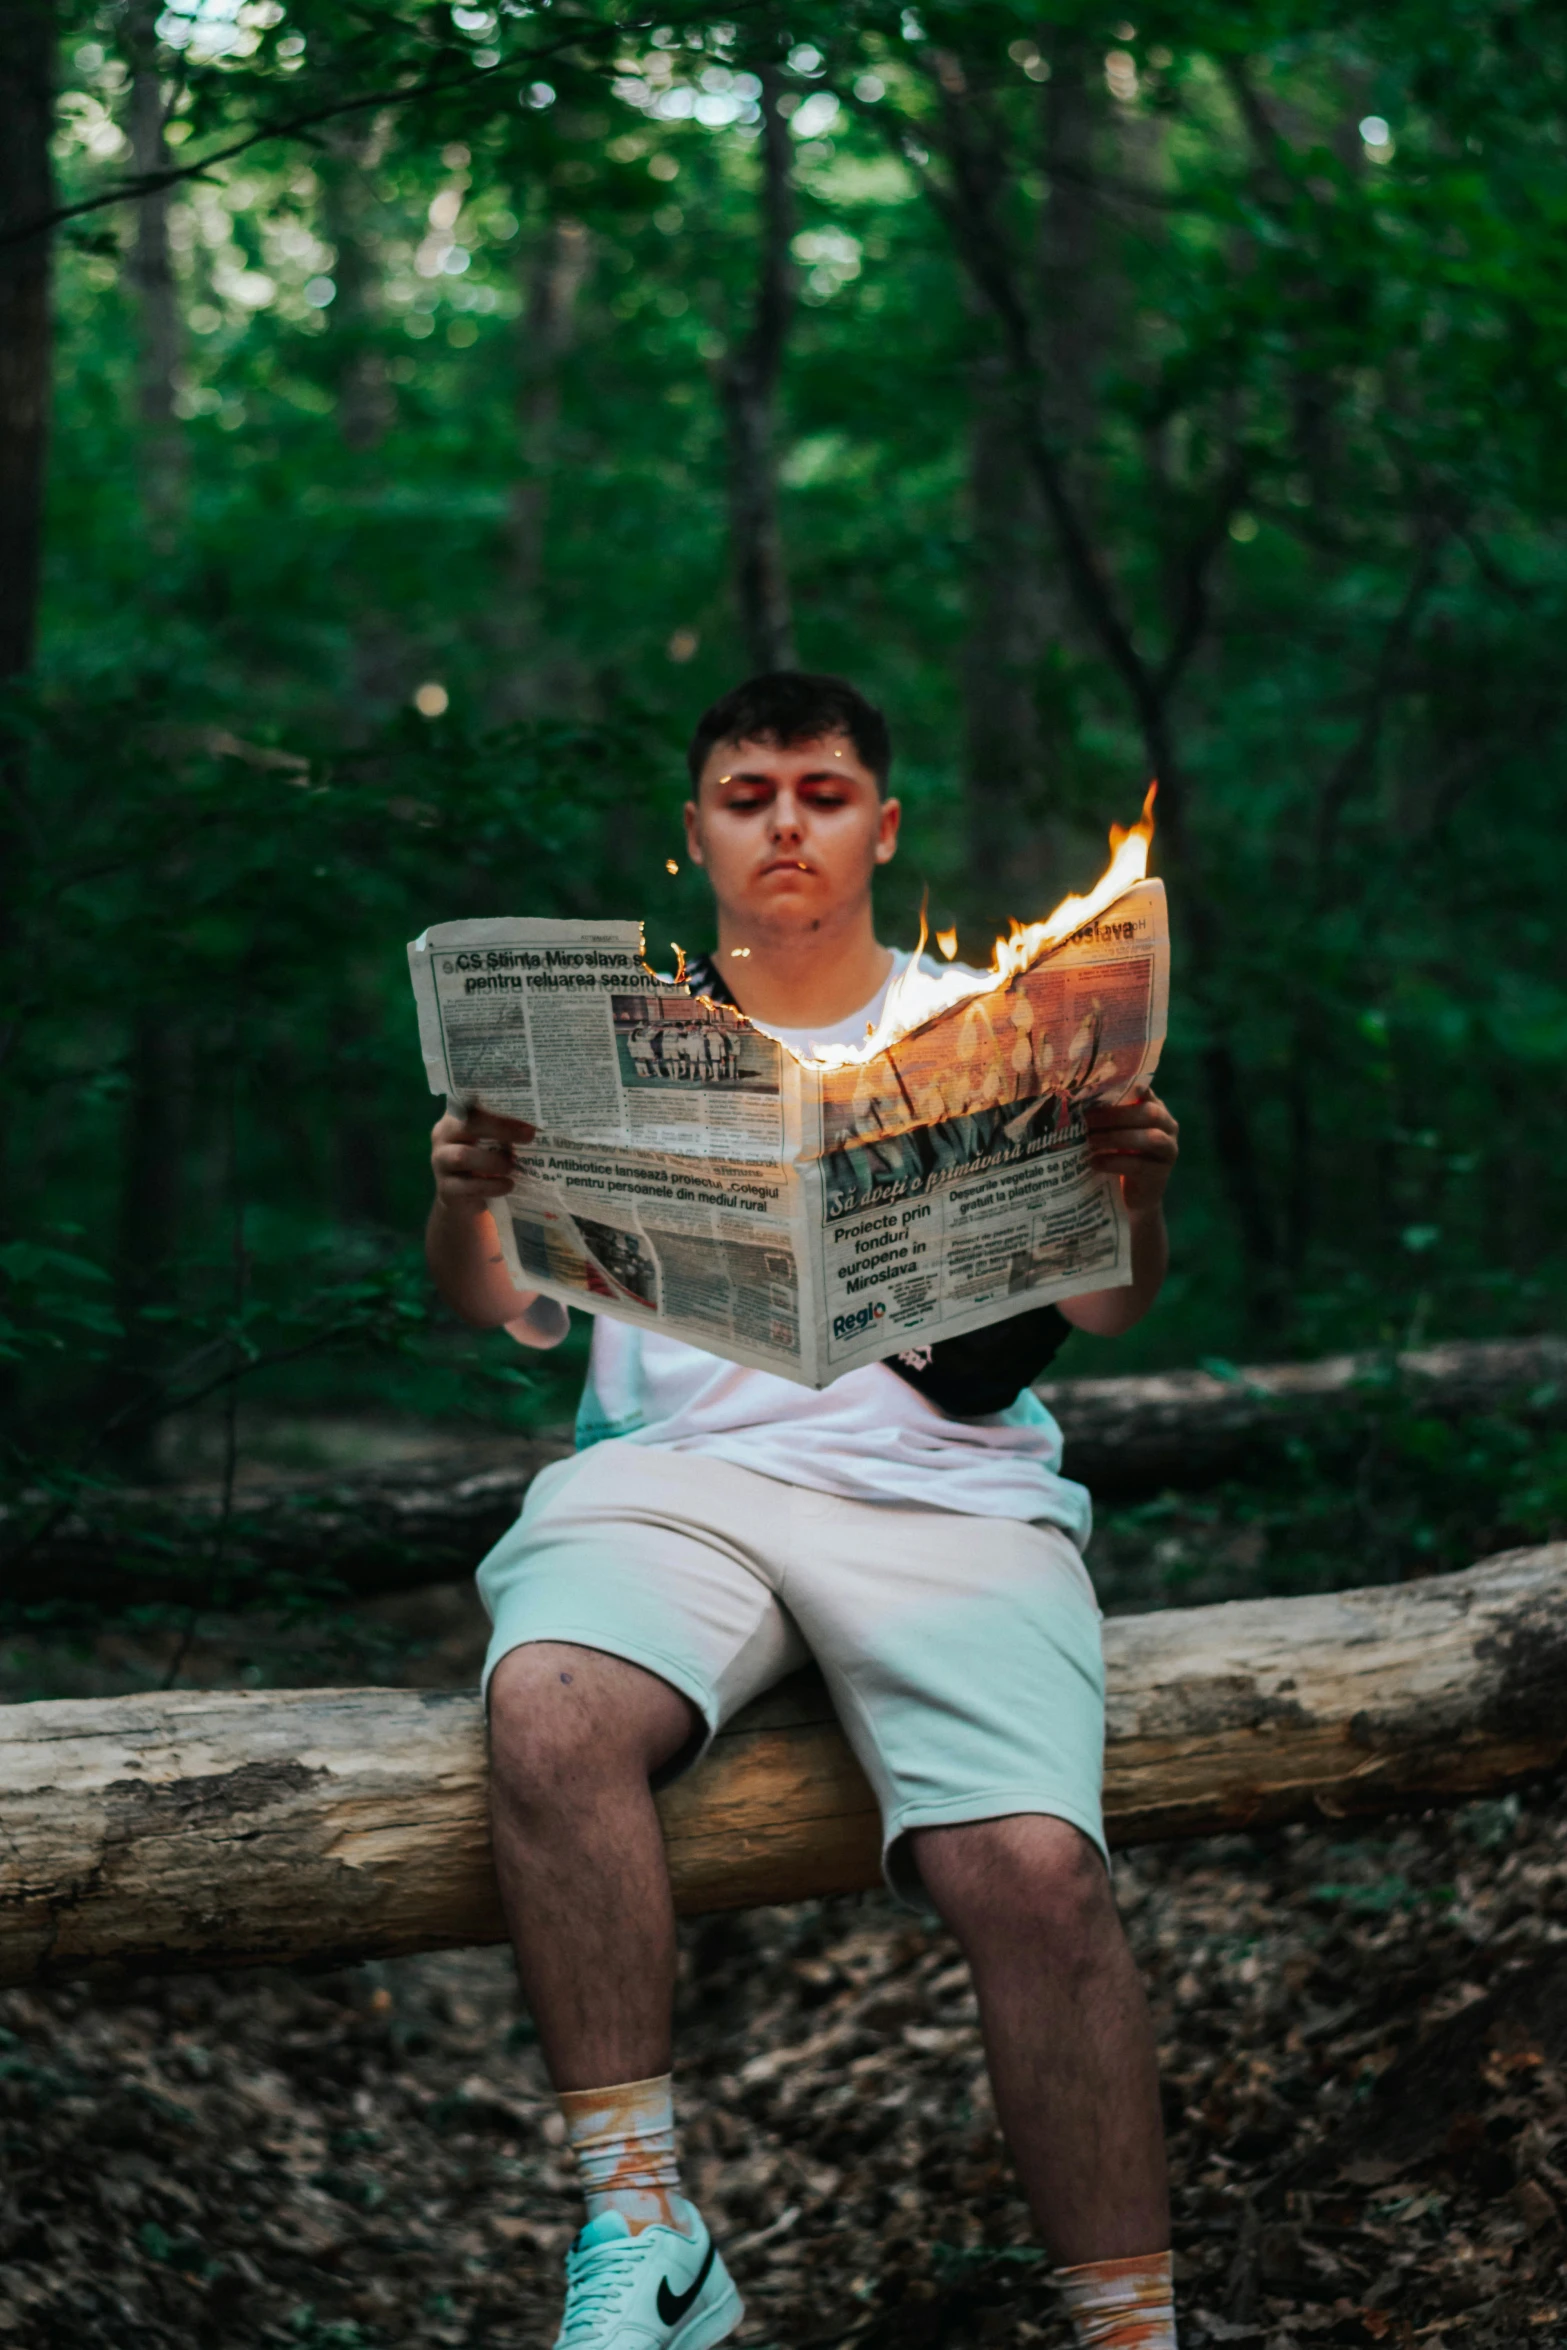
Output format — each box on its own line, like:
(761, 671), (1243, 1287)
(4, 0), (771, 248)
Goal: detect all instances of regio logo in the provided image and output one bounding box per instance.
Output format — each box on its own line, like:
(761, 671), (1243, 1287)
(833, 1299), (887, 1341)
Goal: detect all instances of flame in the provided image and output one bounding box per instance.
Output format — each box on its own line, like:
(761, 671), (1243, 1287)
(806, 781), (1158, 1067)
(665, 857), (679, 874)
(936, 927), (958, 961)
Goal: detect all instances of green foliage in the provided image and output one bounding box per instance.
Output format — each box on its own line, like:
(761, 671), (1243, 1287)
(1, 682), (655, 1485)
(6, 0), (1566, 1595)
(1090, 1395), (1567, 1616)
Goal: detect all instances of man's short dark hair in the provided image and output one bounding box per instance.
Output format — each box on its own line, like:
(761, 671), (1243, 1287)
(686, 671), (893, 793)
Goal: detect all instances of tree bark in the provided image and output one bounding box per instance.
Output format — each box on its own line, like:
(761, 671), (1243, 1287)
(962, 36), (1106, 901)
(320, 117), (395, 452)
(0, 0), (53, 684)
(509, 216), (590, 609)
(496, 213), (589, 711)
(5, 1337), (1562, 1600)
(1037, 27), (1100, 445)
(100, 1011), (190, 1473)
(0, 0), (54, 1297)
(100, 10), (191, 1469)
(962, 355), (1053, 898)
(125, 0), (183, 552)
(3, 1544), (1563, 1986)
(719, 64), (797, 674)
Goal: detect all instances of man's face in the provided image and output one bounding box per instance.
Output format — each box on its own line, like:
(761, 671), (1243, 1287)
(683, 732), (900, 935)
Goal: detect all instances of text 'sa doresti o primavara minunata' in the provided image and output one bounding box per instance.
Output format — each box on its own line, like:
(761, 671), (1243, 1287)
(407, 813), (1169, 1390)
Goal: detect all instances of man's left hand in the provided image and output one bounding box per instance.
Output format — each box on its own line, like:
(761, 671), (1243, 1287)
(1084, 1091), (1179, 1215)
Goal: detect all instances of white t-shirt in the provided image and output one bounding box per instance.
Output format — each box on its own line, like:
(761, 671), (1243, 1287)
(556, 953), (1092, 1546)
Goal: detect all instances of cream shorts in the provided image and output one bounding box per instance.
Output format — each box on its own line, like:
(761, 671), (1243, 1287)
(476, 1438), (1107, 1905)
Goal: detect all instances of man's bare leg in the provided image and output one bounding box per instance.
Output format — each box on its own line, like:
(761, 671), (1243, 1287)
(487, 1641), (698, 2090)
(912, 1814), (1169, 2265)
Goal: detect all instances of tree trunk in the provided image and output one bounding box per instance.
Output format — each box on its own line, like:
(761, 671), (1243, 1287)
(101, 7), (190, 1474)
(962, 356), (1054, 899)
(508, 218), (590, 612)
(962, 37), (1105, 903)
(489, 214), (590, 715)
(99, 1011), (189, 1473)
(720, 64), (797, 674)
(0, 0), (55, 1303)
(320, 117), (395, 452)
(4, 1545), (1562, 1986)
(1037, 27), (1101, 444)
(0, 0), (54, 684)
(125, 0), (183, 552)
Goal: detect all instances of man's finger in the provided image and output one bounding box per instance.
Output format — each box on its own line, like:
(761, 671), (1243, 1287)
(436, 1145), (517, 1175)
(1088, 1126), (1178, 1152)
(1084, 1100), (1176, 1131)
(465, 1105), (537, 1142)
(438, 1144), (519, 1178)
(1089, 1140), (1177, 1167)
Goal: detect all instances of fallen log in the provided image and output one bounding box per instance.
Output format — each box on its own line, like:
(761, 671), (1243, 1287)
(0, 1435), (575, 1608)
(1037, 1332), (1567, 1498)
(4, 1337), (1562, 1605)
(3, 1544), (1563, 1988)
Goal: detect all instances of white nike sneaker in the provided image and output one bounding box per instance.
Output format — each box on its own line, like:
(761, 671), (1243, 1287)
(551, 2206), (743, 2349)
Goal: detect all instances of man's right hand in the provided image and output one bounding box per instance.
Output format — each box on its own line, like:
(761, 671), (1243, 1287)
(429, 1103), (536, 1218)
(425, 1102), (564, 1341)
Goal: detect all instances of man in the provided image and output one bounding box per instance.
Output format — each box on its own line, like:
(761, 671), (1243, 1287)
(427, 672), (1181, 2350)
(700, 1017), (732, 1085)
(625, 1022), (658, 1086)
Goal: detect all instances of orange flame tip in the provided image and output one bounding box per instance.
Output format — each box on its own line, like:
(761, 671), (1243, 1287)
(911, 887), (931, 966)
(936, 927), (958, 961)
(1108, 779), (1157, 856)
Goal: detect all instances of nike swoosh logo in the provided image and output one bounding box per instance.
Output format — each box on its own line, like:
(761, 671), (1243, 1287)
(656, 2239), (716, 2326)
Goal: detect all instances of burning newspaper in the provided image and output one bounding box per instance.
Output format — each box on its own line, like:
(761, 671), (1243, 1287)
(408, 815), (1168, 1390)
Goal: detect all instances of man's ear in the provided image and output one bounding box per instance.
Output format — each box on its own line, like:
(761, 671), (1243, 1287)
(682, 799), (703, 864)
(873, 796), (902, 865)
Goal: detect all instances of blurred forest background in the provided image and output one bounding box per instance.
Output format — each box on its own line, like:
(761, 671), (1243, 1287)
(3, 0), (1566, 1628)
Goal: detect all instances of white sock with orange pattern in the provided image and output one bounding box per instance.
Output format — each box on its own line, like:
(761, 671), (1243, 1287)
(557, 2073), (696, 2237)
(1054, 2250), (1178, 2348)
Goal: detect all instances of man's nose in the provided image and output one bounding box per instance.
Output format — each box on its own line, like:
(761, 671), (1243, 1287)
(769, 792), (805, 841)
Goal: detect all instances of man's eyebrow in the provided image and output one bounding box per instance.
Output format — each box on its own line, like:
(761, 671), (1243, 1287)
(716, 766), (856, 786)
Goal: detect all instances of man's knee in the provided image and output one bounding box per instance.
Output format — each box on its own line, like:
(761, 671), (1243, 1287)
(487, 1642), (695, 1812)
(917, 1814), (1115, 1956)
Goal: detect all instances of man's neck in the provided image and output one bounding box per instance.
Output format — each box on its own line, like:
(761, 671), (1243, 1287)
(712, 902), (894, 1029)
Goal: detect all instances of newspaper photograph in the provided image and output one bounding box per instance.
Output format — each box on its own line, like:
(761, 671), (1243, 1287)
(408, 880), (1168, 1388)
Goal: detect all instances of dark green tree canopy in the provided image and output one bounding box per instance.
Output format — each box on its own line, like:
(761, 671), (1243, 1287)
(2, 0), (1564, 1537)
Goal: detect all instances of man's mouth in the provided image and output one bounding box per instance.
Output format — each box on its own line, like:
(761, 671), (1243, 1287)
(759, 858), (815, 877)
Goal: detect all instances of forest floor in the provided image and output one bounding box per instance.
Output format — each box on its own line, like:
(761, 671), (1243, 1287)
(4, 1416), (1567, 2347)
(3, 1790), (1566, 2350)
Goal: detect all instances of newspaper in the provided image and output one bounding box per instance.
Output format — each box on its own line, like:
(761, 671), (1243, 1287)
(408, 880), (1168, 1389)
